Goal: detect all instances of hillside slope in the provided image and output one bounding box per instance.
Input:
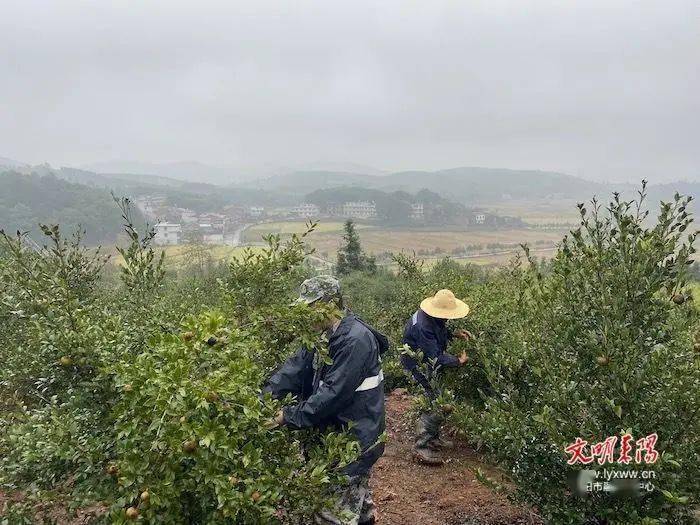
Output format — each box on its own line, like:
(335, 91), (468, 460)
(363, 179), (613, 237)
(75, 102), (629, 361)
(250, 166), (607, 204)
(0, 171), (138, 244)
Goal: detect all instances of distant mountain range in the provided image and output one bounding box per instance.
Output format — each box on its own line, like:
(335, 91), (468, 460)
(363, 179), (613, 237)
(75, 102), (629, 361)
(247, 167), (608, 204)
(3, 155), (698, 208)
(81, 160), (247, 186)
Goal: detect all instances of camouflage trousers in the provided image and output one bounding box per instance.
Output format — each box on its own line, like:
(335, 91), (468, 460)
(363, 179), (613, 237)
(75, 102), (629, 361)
(314, 475), (376, 525)
(415, 410), (445, 449)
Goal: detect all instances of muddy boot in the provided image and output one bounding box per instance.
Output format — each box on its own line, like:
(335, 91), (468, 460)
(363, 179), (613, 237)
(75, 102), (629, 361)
(412, 446), (444, 465)
(428, 436), (454, 450)
(415, 412), (443, 447)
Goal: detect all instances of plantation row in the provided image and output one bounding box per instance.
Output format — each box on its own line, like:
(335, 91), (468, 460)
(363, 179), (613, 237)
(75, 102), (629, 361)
(1, 186), (699, 524)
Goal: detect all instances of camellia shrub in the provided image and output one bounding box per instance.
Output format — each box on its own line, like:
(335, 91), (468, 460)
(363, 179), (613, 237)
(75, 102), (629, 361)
(108, 311), (356, 524)
(0, 208), (356, 523)
(451, 185), (700, 523)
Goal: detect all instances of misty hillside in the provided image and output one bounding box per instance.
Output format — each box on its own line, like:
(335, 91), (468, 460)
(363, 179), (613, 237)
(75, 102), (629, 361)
(0, 171), (140, 244)
(0, 157), (28, 170)
(251, 166), (607, 203)
(82, 160), (246, 186)
(251, 171), (380, 192)
(56, 167), (189, 189)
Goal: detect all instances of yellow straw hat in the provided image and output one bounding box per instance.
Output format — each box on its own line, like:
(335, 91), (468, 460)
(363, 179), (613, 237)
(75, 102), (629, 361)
(420, 289), (470, 319)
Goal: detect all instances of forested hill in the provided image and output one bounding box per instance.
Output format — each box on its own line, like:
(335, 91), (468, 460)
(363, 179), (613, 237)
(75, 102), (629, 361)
(0, 171), (140, 245)
(382, 167), (603, 202)
(250, 166), (605, 203)
(305, 187), (469, 225)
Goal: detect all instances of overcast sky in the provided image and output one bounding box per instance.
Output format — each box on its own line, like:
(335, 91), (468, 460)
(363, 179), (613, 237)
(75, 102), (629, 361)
(1, 0), (698, 183)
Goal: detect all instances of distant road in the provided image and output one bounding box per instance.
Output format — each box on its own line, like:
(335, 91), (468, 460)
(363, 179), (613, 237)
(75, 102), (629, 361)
(226, 223), (253, 246)
(453, 246), (557, 260)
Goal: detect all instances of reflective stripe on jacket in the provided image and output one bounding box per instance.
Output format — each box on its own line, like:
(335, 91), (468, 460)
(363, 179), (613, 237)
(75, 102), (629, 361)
(264, 313), (389, 476)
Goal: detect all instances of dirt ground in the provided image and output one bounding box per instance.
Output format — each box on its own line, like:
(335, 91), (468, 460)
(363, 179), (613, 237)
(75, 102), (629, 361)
(371, 390), (541, 525)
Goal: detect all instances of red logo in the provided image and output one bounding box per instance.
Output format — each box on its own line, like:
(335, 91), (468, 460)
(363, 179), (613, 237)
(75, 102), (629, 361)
(565, 433), (659, 465)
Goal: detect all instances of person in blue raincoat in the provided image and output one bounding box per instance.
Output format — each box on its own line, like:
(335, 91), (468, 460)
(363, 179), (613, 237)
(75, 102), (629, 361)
(265, 275), (388, 525)
(401, 289), (474, 464)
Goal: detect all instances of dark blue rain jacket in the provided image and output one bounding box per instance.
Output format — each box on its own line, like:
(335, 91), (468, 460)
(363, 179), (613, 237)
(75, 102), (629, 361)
(401, 309), (458, 394)
(264, 313), (389, 476)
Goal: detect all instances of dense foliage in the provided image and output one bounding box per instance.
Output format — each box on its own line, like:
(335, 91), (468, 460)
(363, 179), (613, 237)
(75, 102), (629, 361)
(0, 209), (355, 523)
(345, 185), (700, 523)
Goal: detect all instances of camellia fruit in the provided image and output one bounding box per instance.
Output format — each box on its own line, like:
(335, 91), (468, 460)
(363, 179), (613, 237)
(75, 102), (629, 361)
(183, 440), (197, 454)
(228, 475), (238, 485)
(251, 491), (261, 502)
(106, 464), (119, 476)
(59, 356), (73, 366)
(672, 294), (685, 305)
(125, 507), (140, 520)
(596, 356), (610, 365)
(182, 331), (194, 342)
(441, 403), (454, 414)
(140, 491), (150, 503)
(123, 384), (133, 393)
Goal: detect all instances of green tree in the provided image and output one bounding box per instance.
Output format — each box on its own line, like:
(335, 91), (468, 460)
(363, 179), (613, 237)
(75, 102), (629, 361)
(336, 220), (376, 275)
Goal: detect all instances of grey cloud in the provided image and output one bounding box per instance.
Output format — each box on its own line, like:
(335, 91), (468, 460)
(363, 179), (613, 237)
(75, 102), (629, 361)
(1, 0), (698, 182)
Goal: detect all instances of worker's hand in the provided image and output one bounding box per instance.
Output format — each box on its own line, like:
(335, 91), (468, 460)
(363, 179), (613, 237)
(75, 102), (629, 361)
(264, 410), (285, 430)
(458, 350), (469, 365)
(454, 329), (474, 341)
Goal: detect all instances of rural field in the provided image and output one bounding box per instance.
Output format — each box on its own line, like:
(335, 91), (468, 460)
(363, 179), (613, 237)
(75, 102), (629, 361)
(244, 220), (567, 265)
(244, 220), (372, 238)
(482, 199), (582, 226)
(108, 244), (267, 272)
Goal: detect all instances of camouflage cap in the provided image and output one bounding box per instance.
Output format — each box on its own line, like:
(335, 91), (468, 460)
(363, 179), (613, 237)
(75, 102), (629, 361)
(295, 275), (342, 305)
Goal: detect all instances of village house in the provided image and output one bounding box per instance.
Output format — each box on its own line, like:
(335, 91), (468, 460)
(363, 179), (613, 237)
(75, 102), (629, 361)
(248, 206), (265, 218)
(410, 202), (424, 220)
(179, 208), (197, 224)
(329, 201), (377, 219)
(154, 222), (182, 246)
(292, 203), (320, 218)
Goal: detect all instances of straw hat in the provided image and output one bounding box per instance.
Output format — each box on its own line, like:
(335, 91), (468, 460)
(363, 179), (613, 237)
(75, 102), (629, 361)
(420, 289), (470, 319)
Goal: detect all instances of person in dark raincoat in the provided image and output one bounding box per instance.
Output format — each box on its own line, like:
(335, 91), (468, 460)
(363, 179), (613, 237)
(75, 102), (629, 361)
(401, 289), (474, 465)
(265, 275), (388, 525)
